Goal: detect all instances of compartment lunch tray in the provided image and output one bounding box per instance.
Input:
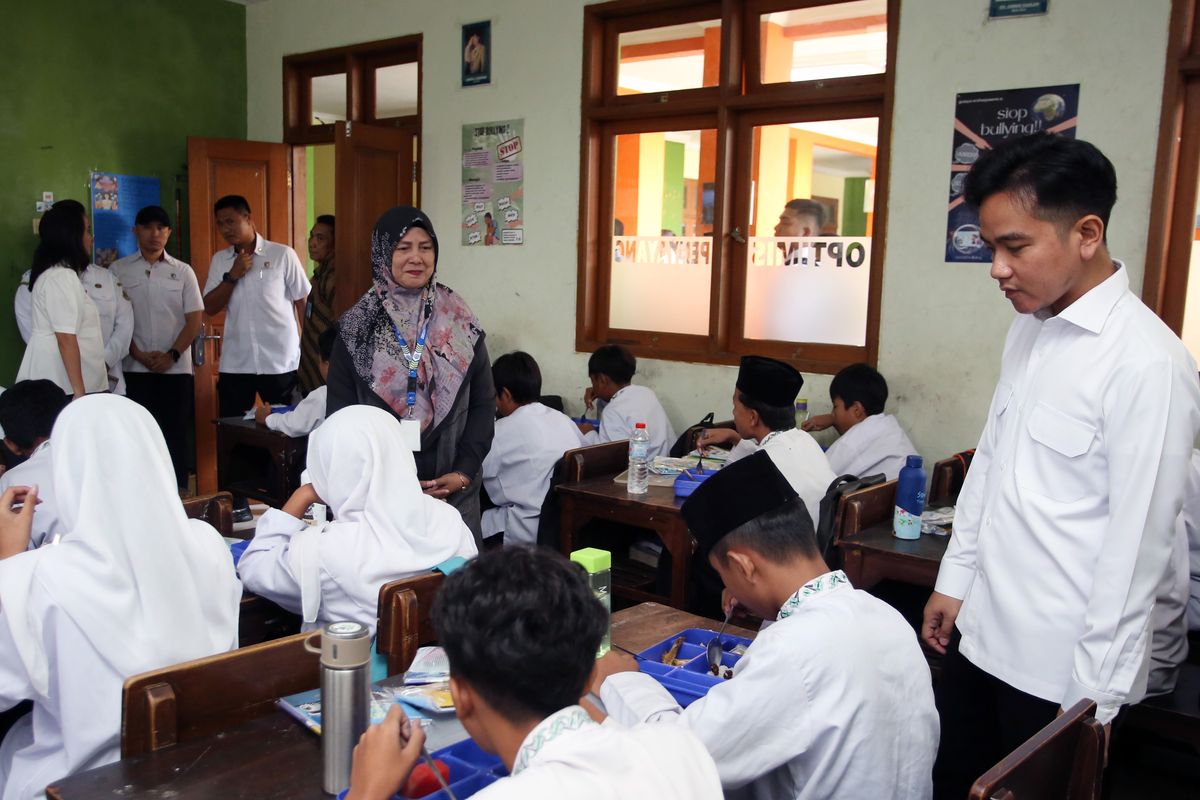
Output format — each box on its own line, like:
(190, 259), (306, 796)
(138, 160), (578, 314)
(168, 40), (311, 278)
(338, 737), (508, 800)
(637, 627), (751, 707)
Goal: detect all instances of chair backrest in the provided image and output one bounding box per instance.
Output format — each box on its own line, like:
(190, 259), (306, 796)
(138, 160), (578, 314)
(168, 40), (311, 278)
(535, 452), (572, 549)
(834, 479), (898, 543)
(182, 491), (236, 538)
(539, 394), (565, 413)
(928, 449), (975, 507)
(121, 631), (319, 758)
(376, 572), (446, 676)
(969, 699), (1105, 800)
(565, 439), (629, 482)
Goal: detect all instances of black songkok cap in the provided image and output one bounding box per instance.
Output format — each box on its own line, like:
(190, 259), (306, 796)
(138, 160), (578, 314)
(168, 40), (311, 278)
(682, 450), (798, 558)
(735, 356), (803, 407)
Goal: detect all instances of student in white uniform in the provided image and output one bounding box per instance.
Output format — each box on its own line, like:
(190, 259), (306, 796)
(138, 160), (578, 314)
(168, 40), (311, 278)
(801, 363), (916, 480)
(16, 203), (108, 398)
(345, 547), (722, 800)
(774, 198), (825, 265)
(0, 382), (71, 550)
(594, 451), (938, 799)
(254, 326), (337, 437)
(578, 344), (675, 458)
(111, 205), (204, 489)
(481, 352), (583, 547)
(0, 395), (241, 800)
(1183, 450), (1200, 631)
(922, 135), (1200, 799)
(239, 405), (477, 634)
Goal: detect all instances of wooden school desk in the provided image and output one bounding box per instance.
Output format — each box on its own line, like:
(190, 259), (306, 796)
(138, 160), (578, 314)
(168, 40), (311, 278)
(45, 603), (751, 800)
(214, 417), (307, 508)
(837, 522), (950, 591)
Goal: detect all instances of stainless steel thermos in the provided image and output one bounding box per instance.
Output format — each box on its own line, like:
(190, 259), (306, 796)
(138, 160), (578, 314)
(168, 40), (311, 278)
(309, 621), (371, 794)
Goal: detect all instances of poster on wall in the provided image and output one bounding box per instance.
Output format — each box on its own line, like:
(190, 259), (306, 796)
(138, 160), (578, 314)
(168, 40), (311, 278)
(462, 20), (491, 87)
(461, 119), (524, 246)
(90, 171), (160, 267)
(945, 83), (1079, 263)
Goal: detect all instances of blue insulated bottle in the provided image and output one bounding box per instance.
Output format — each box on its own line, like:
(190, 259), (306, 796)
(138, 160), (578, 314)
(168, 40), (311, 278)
(893, 455), (926, 540)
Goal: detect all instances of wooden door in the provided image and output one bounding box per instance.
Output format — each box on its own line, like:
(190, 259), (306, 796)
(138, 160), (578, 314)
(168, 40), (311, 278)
(333, 121), (416, 316)
(187, 137), (291, 494)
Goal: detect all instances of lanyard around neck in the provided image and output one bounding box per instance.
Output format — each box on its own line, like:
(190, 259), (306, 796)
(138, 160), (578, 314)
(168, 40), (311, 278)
(388, 297), (434, 418)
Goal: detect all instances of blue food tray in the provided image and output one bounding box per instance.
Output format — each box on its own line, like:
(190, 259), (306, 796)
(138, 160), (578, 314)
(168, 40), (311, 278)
(673, 467), (717, 497)
(337, 737), (507, 799)
(637, 627), (751, 705)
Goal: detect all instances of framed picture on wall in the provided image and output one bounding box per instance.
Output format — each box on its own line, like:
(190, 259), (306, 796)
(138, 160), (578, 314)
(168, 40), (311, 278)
(812, 195), (840, 235)
(462, 20), (491, 87)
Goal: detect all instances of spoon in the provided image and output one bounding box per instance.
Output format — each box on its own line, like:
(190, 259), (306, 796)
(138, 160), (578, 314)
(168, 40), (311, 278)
(422, 744), (457, 800)
(706, 609), (733, 674)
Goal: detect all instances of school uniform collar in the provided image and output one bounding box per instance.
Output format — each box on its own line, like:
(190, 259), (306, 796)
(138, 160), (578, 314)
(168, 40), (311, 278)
(777, 570), (851, 620)
(136, 250), (178, 268)
(511, 705), (596, 775)
(1034, 259), (1126, 334)
(228, 233), (265, 258)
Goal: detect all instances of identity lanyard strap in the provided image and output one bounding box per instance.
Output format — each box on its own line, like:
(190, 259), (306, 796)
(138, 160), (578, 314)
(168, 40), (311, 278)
(388, 299), (433, 418)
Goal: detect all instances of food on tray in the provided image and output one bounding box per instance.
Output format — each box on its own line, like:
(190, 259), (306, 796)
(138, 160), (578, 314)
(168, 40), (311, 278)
(661, 636), (689, 666)
(708, 663), (735, 680)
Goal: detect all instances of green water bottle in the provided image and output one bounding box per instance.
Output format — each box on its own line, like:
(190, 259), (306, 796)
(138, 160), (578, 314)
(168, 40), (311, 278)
(571, 547), (611, 657)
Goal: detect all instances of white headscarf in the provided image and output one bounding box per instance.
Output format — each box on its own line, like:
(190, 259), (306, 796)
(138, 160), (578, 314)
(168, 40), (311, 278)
(0, 395), (241, 695)
(287, 405), (477, 625)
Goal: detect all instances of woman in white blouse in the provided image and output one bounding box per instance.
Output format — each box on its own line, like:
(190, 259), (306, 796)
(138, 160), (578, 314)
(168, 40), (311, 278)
(16, 202), (107, 398)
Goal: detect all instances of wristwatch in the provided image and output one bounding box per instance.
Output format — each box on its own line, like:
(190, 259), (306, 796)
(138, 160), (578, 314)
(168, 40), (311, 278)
(168, 348), (181, 362)
(222, 271), (238, 284)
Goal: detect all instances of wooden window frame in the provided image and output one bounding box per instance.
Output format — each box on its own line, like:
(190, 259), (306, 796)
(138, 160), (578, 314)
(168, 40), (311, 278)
(283, 35), (422, 145)
(1144, 0), (1200, 331)
(576, 0), (898, 373)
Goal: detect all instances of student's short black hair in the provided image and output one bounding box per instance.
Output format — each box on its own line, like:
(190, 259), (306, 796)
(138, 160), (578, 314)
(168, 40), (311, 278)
(135, 205), (172, 228)
(711, 496), (820, 564)
(784, 198), (826, 231)
(736, 392), (795, 432)
(213, 195), (251, 216)
(432, 547), (607, 722)
(963, 133), (1117, 241)
(0, 380), (71, 450)
(492, 351), (542, 405)
(587, 344), (636, 385)
(314, 214), (335, 232)
(829, 362), (888, 416)
(318, 324), (339, 362)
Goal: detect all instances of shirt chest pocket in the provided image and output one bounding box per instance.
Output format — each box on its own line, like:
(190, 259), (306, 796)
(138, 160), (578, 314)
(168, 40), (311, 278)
(1016, 401), (1098, 503)
(152, 274), (185, 302)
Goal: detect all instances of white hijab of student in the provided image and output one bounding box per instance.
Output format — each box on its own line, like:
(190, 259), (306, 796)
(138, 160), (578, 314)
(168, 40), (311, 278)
(0, 394), (240, 696)
(287, 405), (477, 624)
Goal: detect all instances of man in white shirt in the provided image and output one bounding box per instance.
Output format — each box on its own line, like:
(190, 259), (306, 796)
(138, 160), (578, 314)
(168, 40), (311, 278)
(254, 327), (337, 438)
(802, 362), (917, 480)
(481, 351), (582, 546)
(594, 451), (939, 799)
(921, 134), (1200, 798)
(0, 380), (71, 548)
(774, 198), (825, 265)
(1183, 450), (1200, 631)
(111, 205), (204, 489)
(579, 344), (675, 458)
(202, 194), (310, 419)
(345, 547), (723, 800)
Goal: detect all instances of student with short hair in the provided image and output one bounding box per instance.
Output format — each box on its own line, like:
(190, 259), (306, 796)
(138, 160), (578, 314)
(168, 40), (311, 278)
(255, 326), (338, 437)
(595, 451), (939, 799)
(0, 381), (71, 548)
(481, 352), (582, 546)
(579, 344), (675, 458)
(344, 547), (722, 800)
(801, 362), (917, 480)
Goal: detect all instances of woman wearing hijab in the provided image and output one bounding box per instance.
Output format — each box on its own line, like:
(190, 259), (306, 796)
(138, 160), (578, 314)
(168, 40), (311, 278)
(238, 405), (478, 634)
(0, 395), (240, 800)
(327, 206), (495, 542)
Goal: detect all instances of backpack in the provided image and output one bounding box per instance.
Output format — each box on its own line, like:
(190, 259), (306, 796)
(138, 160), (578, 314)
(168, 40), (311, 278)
(669, 412), (716, 458)
(816, 472), (886, 566)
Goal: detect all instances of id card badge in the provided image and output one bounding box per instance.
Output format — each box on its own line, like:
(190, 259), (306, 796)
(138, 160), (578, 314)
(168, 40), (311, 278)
(400, 418), (422, 451)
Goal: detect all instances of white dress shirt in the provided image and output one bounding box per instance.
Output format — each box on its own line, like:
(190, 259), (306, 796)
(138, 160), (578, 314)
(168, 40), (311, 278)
(823, 413), (916, 480)
(581, 385), (676, 459)
(728, 428), (835, 530)
(80, 265), (134, 395)
(473, 705), (722, 800)
(601, 572), (939, 799)
(112, 251), (204, 376)
(202, 234), (310, 375)
(935, 263), (1200, 724)
(265, 385), (327, 437)
(1180, 450), (1200, 632)
(481, 402), (584, 545)
(0, 443), (59, 549)
(16, 267), (108, 395)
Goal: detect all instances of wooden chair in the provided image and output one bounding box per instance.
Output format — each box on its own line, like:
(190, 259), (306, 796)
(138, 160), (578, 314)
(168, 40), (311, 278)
(121, 631), (319, 758)
(929, 449), (975, 507)
(565, 439), (629, 482)
(969, 699), (1105, 800)
(833, 479), (898, 544)
(181, 491), (235, 537)
(376, 572), (446, 676)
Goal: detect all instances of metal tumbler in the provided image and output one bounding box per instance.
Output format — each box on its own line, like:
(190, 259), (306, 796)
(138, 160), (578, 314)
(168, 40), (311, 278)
(306, 620), (372, 794)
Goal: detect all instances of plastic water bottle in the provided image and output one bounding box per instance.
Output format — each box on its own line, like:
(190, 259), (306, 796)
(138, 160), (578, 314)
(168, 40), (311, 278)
(628, 423), (650, 495)
(893, 455), (926, 540)
(794, 398), (809, 427)
(571, 548), (611, 657)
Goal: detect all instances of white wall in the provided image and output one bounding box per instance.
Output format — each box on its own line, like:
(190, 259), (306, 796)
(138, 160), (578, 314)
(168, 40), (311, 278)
(246, 0), (1173, 461)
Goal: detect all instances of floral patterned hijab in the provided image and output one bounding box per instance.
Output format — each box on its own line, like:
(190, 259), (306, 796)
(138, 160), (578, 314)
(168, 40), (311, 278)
(338, 206), (482, 430)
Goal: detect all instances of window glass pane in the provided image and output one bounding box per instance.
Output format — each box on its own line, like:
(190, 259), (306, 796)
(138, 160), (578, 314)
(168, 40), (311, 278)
(618, 20), (721, 95)
(760, 0), (887, 85)
(743, 117), (878, 345)
(610, 129), (716, 335)
(310, 73), (347, 125)
(375, 62), (419, 118)
(1181, 180), (1200, 363)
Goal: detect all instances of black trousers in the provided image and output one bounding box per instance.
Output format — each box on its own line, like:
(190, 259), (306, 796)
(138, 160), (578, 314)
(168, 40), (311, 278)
(932, 635), (1059, 800)
(125, 372), (195, 489)
(217, 372), (297, 417)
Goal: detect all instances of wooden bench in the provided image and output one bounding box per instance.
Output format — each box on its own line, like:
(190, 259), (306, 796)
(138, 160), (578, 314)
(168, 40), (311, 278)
(969, 699), (1104, 800)
(929, 449), (973, 507)
(375, 572), (446, 676)
(181, 491), (235, 537)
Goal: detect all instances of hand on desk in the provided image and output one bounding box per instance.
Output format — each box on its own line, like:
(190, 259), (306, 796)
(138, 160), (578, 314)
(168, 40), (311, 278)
(253, 402), (273, 426)
(577, 421), (596, 435)
(921, 591), (962, 655)
(282, 483), (322, 520)
(0, 485), (37, 559)
(589, 649), (639, 696)
(801, 413), (834, 432)
(346, 704), (425, 800)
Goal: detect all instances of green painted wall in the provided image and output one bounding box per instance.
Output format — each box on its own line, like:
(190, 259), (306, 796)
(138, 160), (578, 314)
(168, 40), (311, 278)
(0, 0), (246, 383)
(842, 177), (868, 236)
(661, 141), (684, 236)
